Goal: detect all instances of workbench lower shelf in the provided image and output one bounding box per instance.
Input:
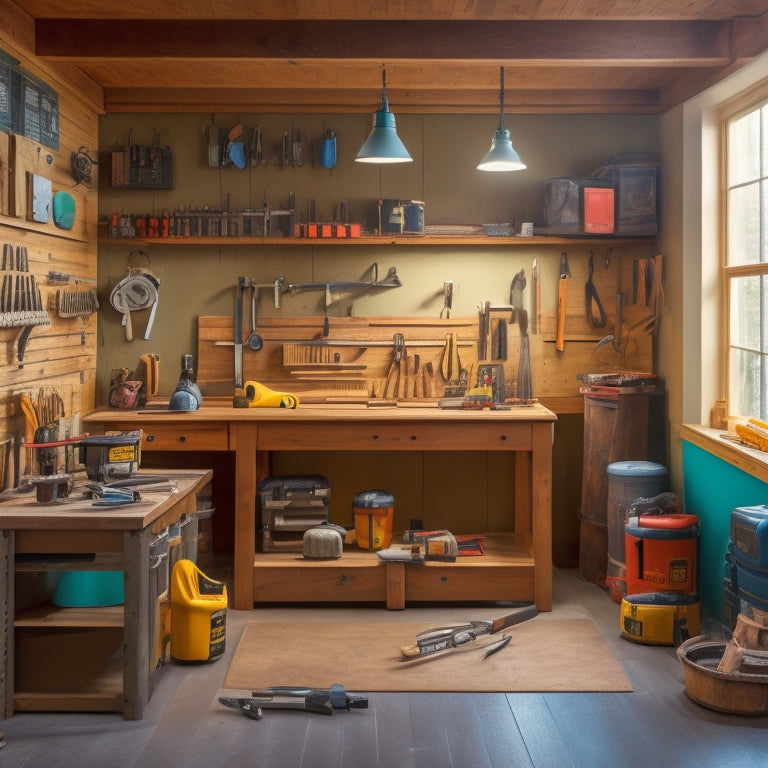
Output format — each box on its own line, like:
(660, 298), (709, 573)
(14, 623), (124, 712)
(252, 533), (535, 609)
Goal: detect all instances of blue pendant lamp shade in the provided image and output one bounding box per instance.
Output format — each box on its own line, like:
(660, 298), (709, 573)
(355, 68), (413, 163)
(477, 66), (526, 172)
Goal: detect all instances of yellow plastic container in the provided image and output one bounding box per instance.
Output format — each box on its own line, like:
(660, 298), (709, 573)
(620, 592), (700, 646)
(170, 559), (227, 663)
(352, 489), (394, 550)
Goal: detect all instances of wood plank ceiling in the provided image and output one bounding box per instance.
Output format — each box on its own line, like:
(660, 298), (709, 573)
(10, 0), (768, 114)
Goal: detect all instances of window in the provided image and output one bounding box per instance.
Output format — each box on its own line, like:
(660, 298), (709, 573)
(725, 92), (768, 420)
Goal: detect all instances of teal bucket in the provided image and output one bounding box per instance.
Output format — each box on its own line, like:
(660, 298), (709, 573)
(52, 571), (125, 607)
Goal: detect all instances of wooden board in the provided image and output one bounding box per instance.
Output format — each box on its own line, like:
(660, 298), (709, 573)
(197, 310), (654, 403)
(8, 133), (91, 241)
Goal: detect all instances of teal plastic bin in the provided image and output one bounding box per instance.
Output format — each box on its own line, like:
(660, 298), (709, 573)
(52, 570), (125, 607)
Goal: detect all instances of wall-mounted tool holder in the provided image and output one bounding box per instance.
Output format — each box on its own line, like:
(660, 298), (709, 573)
(0, 243), (51, 361)
(56, 285), (99, 345)
(110, 130), (173, 188)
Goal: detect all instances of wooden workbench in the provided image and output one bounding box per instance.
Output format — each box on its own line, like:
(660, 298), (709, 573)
(0, 469), (212, 720)
(84, 403), (556, 612)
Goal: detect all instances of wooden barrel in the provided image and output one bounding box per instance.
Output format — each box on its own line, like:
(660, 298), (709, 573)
(579, 392), (651, 585)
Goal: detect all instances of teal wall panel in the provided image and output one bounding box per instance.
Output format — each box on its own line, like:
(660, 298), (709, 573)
(682, 440), (768, 620)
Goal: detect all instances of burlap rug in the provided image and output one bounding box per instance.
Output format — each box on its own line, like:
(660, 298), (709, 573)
(223, 618), (632, 693)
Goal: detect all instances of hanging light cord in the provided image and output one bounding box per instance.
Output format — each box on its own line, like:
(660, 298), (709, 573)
(497, 66), (506, 132)
(381, 68), (390, 111)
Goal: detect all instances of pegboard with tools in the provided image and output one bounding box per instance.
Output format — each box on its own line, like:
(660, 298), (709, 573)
(194, 247), (659, 407)
(0, 243), (51, 361)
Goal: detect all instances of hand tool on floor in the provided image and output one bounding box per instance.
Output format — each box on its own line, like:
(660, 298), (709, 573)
(585, 252), (607, 328)
(555, 252), (570, 352)
(234, 276), (247, 391)
(219, 685), (368, 718)
(219, 697), (263, 719)
(400, 604), (539, 659)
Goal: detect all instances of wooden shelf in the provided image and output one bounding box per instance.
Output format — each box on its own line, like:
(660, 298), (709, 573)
(99, 234), (653, 247)
(15, 603), (124, 628)
(14, 642), (124, 713)
(252, 532), (536, 608)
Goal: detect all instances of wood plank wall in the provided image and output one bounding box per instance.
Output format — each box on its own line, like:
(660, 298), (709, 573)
(0, 3), (102, 488)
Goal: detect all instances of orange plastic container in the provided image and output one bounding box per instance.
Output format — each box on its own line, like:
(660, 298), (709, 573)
(352, 489), (394, 550)
(624, 513), (699, 595)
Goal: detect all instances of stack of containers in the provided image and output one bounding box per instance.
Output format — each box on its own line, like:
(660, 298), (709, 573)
(605, 461), (669, 602)
(723, 505), (768, 628)
(619, 493), (701, 645)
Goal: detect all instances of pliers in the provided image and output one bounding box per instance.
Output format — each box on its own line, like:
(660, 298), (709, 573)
(218, 697), (263, 720)
(84, 483), (141, 506)
(585, 252), (607, 328)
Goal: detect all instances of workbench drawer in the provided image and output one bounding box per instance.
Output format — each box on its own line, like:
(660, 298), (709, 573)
(257, 422), (532, 451)
(128, 423), (228, 451)
(405, 562), (535, 603)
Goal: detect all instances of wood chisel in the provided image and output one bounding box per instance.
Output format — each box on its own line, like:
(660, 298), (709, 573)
(555, 252), (570, 352)
(531, 259), (539, 334)
(234, 276), (247, 391)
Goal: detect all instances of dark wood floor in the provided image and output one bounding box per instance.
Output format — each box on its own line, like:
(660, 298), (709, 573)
(2, 567), (767, 768)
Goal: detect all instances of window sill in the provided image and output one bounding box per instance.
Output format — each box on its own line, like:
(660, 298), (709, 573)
(680, 423), (768, 485)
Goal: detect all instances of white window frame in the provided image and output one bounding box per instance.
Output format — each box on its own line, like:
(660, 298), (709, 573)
(722, 83), (768, 420)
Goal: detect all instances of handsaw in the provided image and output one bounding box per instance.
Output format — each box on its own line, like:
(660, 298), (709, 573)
(399, 604), (538, 659)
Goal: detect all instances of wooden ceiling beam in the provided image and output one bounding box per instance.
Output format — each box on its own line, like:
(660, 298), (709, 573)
(36, 19), (732, 65)
(17, 0), (768, 22)
(101, 86), (662, 115)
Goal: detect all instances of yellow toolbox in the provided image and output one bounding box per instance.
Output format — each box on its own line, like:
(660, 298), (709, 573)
(170, 559), (227, 663)
(620, 592), (700, 646)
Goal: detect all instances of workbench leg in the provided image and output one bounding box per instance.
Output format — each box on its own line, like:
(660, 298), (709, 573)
(0, 529), (14, 719)
(122, 527), (152, 720)
(531, 422), (554, 611)
(386, 562), (405, 610)
(514, 452), (532, 553)
(232, 422), (258, 610)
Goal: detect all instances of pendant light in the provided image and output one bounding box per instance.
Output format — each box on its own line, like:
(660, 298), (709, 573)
(477, 66), (526, 172)
(355, 68), (413, 164)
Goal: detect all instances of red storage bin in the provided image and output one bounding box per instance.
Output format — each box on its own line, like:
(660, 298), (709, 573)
(625, 512), (699, 595)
